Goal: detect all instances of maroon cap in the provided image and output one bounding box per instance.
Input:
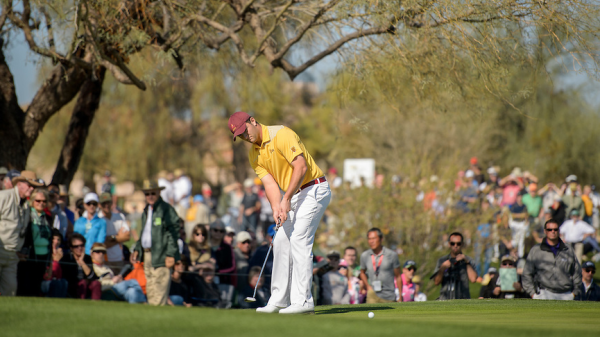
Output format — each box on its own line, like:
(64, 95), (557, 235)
(228, 111), (250, 141)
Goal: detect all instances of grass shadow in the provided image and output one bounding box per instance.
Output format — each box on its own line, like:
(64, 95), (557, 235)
(317, 306), (395, 315)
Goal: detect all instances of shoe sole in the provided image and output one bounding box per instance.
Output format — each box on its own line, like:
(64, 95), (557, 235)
(279, 311), (315, 315)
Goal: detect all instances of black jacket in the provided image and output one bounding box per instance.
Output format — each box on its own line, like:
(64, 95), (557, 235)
(574, 281), (600, 301)
(22, 212), (54, 258)
(59, 253), (98, 298)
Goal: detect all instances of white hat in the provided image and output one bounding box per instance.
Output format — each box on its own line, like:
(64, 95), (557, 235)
(243, 178), (254, 188)
(487, 167), (497, 175)
(465, 170), (474, 179)
(83, 192), (99, 204)
(225, 226), (236, 235)
(236, 231), (252, 243)
(566, 174), (578, 183)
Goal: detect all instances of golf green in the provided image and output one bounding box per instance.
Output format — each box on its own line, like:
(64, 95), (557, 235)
(1, 297), (599, 337)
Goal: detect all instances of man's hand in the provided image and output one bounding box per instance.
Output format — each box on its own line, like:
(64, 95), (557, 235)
(278, 198), (292, 223)
(53, 247), (63, 262)
(116, 227), (129, 242)
(75, 253), (86, 266)
(440, 259), (452, 270)
(513, 282), (522, 292)
(16, 252), (27, 262)
(112, 275), (123, 284)
(130, 251), (139, 265)
(165, 256), (175, 269)
(455, 254), (466, 262)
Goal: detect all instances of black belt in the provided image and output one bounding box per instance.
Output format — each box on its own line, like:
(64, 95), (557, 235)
(296, 177), (326, 194)
(143, 248), (151, 252)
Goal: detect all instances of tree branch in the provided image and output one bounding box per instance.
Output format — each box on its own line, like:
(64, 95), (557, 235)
(190, 14), (251, 65)
(249, 0), (295, 64)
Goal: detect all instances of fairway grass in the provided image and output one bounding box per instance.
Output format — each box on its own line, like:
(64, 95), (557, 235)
(1, 297), (599, 337)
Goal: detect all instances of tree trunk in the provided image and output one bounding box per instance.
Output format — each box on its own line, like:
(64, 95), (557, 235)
(0, 38), (27, 169)
(51, 68), (106, 188)
(231, 140), (249, 183)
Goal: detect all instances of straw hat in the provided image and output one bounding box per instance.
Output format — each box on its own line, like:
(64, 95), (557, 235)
(11, 171), (43, 187)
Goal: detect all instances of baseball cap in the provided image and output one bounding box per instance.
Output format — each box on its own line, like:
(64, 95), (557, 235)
(228, 111), (251, 141)
(412, 275), (422, 283)
(582, 261), (596, 270)
(487, 267), (498, 274)
(470, 157), (478, 165)
(99, 192), (111, 203)
(339, 259), (348, 267)
(210, 220), (226, 230)
(404, 260), (417, 270)
(501, 255), (516, 263)
(83, 193), (99, 204)
(91, 243), (107, 253)
(0, 167), (7, 175)
(236, 231), (252, 243)
(570, 209), (580, 217)
(267, 224), (277, 237)
(193, 194), (204, 203)
(225, 226), (236, 236)
(465, 170), (474, 179)
(328, 167), (338, 175)
(6, 169), (20, 181)
(566, 174), (578, 183)
(243, 178), (254, 188)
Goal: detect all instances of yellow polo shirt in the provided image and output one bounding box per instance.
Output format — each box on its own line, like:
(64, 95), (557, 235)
(249, 125), (323, 192)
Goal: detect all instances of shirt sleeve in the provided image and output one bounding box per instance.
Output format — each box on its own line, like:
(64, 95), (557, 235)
(275, 128), (304, 164)
(392, 252), (401, 269)
(249, 150), (269, 179)
(360, 252), (367, 271)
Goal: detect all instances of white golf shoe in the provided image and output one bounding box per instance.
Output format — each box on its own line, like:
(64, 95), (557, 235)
(256, 304), (284, 313)
(279, 304), (315, 315)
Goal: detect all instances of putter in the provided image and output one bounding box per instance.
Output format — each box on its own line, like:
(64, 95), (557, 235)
(245, 220), (280, 303)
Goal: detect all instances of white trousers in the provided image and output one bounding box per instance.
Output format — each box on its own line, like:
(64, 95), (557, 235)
(533, 289), (574, 300)
(509, 219), (528, 258)
(268, 181), (331, 308)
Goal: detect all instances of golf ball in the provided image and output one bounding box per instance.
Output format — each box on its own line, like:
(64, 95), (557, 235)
(368, 312), (374, 319)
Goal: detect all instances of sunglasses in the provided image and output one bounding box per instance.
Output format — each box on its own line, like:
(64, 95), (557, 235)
(406, 267), (416, 271)
(450, 242), (462, 246)
(241, 240), (251, 245)
(502, 262), (514, 266)
(584, 269), (595, 274)
(194, 232), (204, 236)
(211, 229), (225, 233)
(34, 199), (47, 203)
(92, 251), (105, 254)
(545, 228), (559, 232)
(145, 192), (157, 196)
(86, 202), (98, 207)
(71, 244), (84, 249)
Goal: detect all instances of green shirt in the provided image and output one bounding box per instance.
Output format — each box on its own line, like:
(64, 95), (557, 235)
(522, 194), (542, 217)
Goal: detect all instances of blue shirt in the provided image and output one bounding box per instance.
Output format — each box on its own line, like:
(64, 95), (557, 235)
(73, 213), (107, 254)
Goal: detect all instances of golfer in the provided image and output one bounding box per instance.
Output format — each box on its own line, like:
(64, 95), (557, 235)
(229, 112), (331, 314)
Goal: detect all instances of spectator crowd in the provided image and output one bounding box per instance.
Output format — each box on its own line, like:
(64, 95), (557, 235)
(0, 159), (598, 307)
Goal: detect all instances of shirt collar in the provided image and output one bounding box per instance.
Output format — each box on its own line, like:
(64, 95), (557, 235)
(255, 124), (270, 148)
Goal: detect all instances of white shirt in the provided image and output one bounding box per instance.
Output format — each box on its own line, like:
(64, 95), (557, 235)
(99, 210), (129, 262)
(141, 206), (153, 249)
(560, 219), (595, 243)
(173, 176), (192, 208)
(158, 178), (174, 204)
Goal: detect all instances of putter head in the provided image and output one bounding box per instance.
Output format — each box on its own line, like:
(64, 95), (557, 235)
(244, 297), (257, 303)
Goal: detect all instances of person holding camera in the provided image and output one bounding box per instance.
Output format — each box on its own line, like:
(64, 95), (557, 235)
(431, 232), (478, 300)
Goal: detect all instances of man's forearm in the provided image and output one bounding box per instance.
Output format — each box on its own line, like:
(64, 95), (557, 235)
(283, 159), (307, 201)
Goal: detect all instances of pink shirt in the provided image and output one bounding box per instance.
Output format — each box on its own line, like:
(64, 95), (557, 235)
(502, 184), (521, 206)
(400, 274), (415, 302)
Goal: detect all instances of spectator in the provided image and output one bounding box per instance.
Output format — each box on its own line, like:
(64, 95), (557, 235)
(248, 224), (275, 289)
(186, 224), (211, 270)
(560, 209), (600, 263)
(456, 171), (478, 212)
(398, 260), (417, 302)
(493, 255), (527, 299)
(509, 192), (529, 258)
(412, 275), (427, 302)
(60, 233), (101, 299)
(239, 179), (261, 233)
(327, 167), (343, 189)
(321, 251), (350, 305)
(238, 266), (270, 309)
(184, 195), (210, 241)
(173, 169), (192, 218)
(486, 167), (499, 190)
(499, 170), (523, 207)
(194, 261), (225, 308)
(41, 229), (68, 298)
(224, 226), (235, 246)
(474, 200), (494, 276)
(522, 219), (582, 300)
(168, 260), (192, 307)
(17, 188), (54, 296)
(574, 261), (600, 301)
(73, 193), (107, 255)
(359, 228), (401, 303)
(340, 259), (363, 304)
(47, 184), (69, 239)
(431, 232), (478, 300)
(98, 193), (130, 274)
(75, 198), (85, 218)
(478, 267), (499, 299)
(57, 184), (75, 227)
(581, 185), (594, 224)
(2, 169), (21, 191)
(343, 246), (360, 278)
(550, 194), (567, 226)
(0, 170), (42, 296)
(234, 231), (252, 291)
(208, 220), (236, 286)
(100, 171), (116, 196)
(522, 183), (543, 222)
(131, 180), (181, 306)
(91, 243), (145, 304)
(562, 175), (585, 219)
(157, 170), (174, 205)
(470, 157), (485, 186)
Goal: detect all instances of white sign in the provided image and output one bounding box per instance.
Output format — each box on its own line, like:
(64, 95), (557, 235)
(343, 158), (375, 188)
